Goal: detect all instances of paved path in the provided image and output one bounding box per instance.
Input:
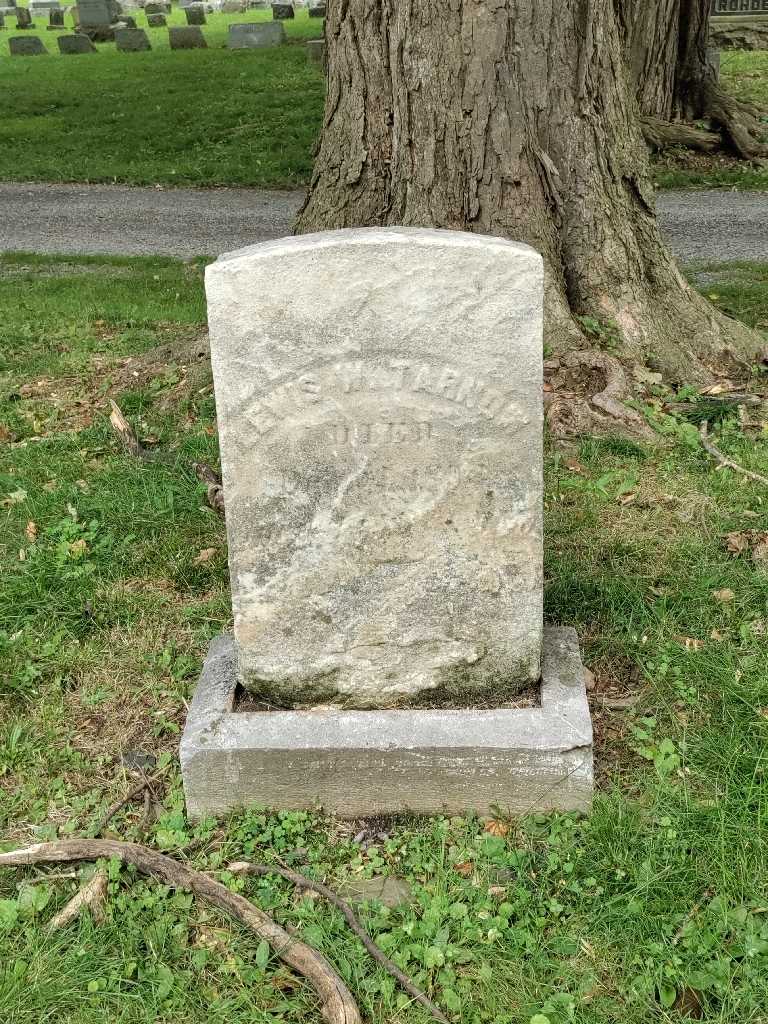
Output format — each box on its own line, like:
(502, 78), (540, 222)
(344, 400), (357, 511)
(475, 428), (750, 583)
(1, 182), (767, 263)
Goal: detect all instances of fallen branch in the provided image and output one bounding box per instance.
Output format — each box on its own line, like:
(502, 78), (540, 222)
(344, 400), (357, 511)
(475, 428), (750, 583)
(228, 861), (449, 1023)
(49, 869), (108, 930)
(699, 421), (768, 486)
(109, 399), (142, 457)
(0, 840), (360, 1024)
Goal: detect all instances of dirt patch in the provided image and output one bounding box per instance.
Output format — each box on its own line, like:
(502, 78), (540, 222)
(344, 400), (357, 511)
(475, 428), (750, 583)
(10, 328), (211, 439)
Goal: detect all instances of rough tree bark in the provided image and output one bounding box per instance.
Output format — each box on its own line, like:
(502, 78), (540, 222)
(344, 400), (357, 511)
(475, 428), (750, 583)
(296, 0), (760, 387)
(622, 0), (767, 158)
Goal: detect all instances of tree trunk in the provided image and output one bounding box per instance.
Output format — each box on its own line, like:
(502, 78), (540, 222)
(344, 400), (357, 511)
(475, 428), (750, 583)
(624, 0), (767, 159)
(622, 0), (709, 121)
(296, 0), (759, 385)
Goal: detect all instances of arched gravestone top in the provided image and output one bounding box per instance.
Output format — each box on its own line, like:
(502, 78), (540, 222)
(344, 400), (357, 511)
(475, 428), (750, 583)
(205, 228), (544, 709)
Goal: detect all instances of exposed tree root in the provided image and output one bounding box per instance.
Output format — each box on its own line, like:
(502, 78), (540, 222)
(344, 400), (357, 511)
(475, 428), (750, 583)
(640, 116), (719, 153)
(227, 861), (449, 1023)
(704, 83), (768, 162)
(699, 421), (768, 486)
(642, 88), (767, 162)
(49, 870), (108, 930)
(0, 840), (361, 1024)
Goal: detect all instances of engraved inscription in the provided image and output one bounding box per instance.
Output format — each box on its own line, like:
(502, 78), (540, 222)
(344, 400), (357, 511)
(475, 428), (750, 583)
(305, 421), (434, 446)
(240, 359), (526, 438)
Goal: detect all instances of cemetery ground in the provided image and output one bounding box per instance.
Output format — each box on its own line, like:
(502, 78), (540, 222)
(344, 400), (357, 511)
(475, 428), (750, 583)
(1, 252), (768, 1022)
(0, 13), (766, 190)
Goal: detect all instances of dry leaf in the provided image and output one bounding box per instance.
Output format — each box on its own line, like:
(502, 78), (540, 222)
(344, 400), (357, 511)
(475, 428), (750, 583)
(725, 531), (750, 555)
(18, 548), (26, 562)
(564, 458), (584, 473)
(583, 668), (595, 691)
(0, 424), (11, 442)
(701, 380), (735, 396)
(194, 548), (217, 565)
(25, 521), (38, 543)
(487, 885), (507, 899)
(673, 986), (704, 1019)
(618, 492), (637, 506)
(712, 588), (735, 603)
(453, 861), (473, 877)
(484, 819), (509, 838)
(753, 540), (768, 564)
(69, 539), (88, 557)
(676, 636), (704, 651)
(710, 629), (727, 642)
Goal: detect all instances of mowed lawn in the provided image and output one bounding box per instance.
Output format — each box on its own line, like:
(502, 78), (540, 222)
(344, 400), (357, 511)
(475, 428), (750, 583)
(2, 10), (768, 189)
(1, 253), (768, 1022)
(0, 7), (324, 187)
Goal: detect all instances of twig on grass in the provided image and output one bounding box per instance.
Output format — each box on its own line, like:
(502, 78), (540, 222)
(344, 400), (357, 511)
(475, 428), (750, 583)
(227, 861), (450, 1023)
(0, 840), (361, 1024)
(107, 398), (225, 516)
(699, 421), (768, 486)
(92, 772), (165, 838)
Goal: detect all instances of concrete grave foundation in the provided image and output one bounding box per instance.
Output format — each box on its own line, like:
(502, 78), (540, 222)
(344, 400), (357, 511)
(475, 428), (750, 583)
(181, 626), (593, 820)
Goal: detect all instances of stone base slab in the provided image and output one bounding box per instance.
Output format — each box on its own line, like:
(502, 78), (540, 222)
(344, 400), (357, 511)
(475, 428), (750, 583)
(181, 626), (593, 819)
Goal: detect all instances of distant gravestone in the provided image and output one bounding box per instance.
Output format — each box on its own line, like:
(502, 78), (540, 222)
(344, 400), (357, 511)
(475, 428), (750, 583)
(271, 1), (293, 17)
(115, 24), (149, 48)
(711, 0), (768, 13)
(0, 12), (5, 25)
(58, 30), (95, 50)
(168, 24), (205, 47)
(47, 8), (66, 25)
(143, 1), (167, 12)
(10, 32), (46, 50)
(185, 2), (205, 23)
(307, 0), (324, 15)
(15, 7), (32, 26)
(227, 20), (284, 47)
(29, 0), (61, 14)
(76, 0), (116, 37)
(221, 0), (245, 10)
(306, 37), (324, 66)
(145, 11), (164, 24)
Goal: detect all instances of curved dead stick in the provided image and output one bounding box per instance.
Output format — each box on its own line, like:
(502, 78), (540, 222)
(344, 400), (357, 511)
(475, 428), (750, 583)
(0, 840), (360, 1024)
(700, 421), (768, 486)
(229, 862), (449, 1023)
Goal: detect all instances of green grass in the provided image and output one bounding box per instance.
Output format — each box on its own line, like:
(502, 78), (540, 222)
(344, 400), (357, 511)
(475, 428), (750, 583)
(2, 8), (768, 190)
(2, 253), (768, 1023)
(0, 7), (324, 187)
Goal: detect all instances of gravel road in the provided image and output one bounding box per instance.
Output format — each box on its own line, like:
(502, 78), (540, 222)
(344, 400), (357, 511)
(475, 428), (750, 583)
(1, 181), (767, 263)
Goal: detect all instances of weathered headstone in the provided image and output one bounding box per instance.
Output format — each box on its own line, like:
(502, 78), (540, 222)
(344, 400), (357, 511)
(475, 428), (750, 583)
(143, 1), (167, 13)
(76, 0), (115, 37)
(15, 7), (32, 26)
(10, 32), (46, 50)
(711, 0), (768, 13)
(0, 12), (5, 26)
(168, 24), (205, 47)
(181, 228), (593, 820)
(115, 24), (149, 48)
(271, 1), (293, 18)
(47, 8), (66, 26)
(206, 229), (544, 708)
(184, 2), (205, 23)
(145, 11), (164, 24)
(307, 0), (324, 15)
(57, 30), (95, 49)
(306, 37), (324, 66)
(29, 0), (61, 14)
(221, 0), (245, 10)
(227, 20), (284, 47)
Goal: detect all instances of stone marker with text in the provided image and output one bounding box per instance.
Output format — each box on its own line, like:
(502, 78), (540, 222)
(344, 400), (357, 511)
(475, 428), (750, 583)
(205, 229), (544, 709)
